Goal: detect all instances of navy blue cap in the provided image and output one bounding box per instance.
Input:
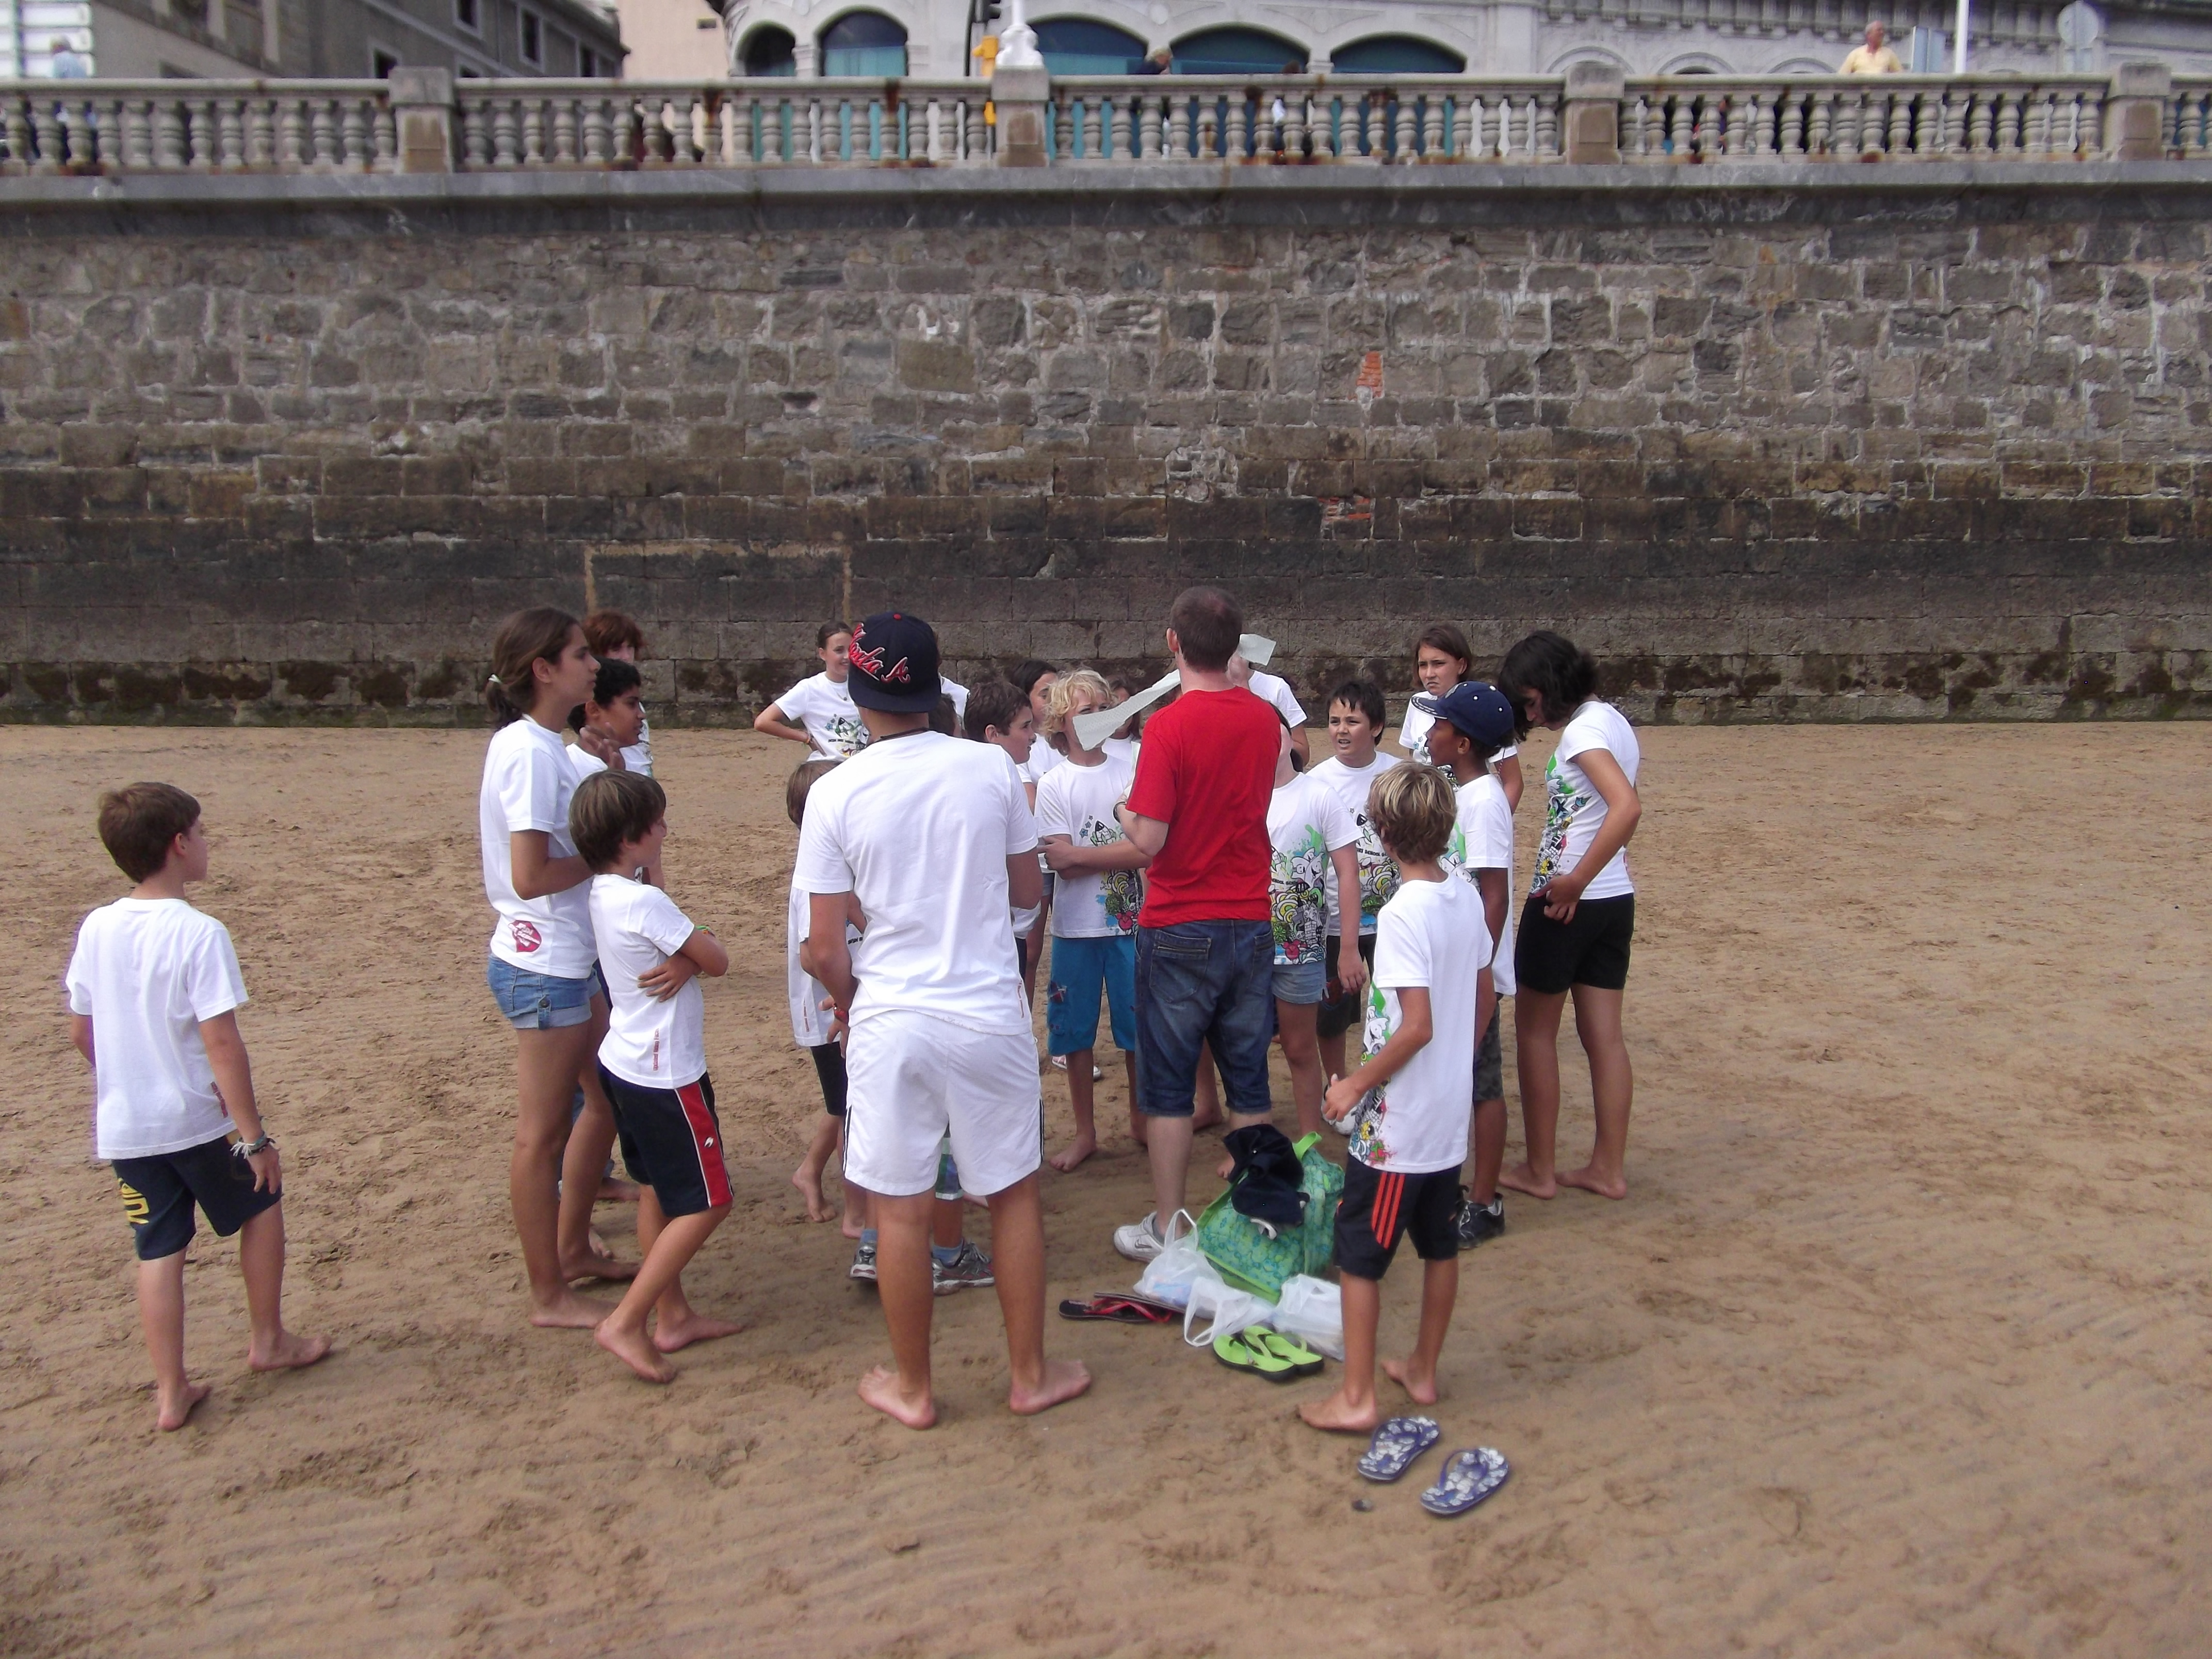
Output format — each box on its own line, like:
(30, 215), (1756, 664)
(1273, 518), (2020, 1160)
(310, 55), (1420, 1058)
(846, 611), (942, 714)
(1412, 681), (1517, 751)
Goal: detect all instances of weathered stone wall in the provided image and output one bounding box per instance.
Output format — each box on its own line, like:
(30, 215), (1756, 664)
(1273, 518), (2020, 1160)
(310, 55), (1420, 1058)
(2, 166), (2208, 723)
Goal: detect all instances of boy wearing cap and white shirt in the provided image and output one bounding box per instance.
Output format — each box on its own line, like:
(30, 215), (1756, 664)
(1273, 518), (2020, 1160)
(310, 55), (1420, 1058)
(1416, 681), (1521, 1249)
(796, 610), (1091, 1429)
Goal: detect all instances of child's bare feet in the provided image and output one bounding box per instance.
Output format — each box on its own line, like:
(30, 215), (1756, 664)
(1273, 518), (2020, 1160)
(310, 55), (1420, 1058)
(1382, 1355), (1439, 1406)
(1299, 1387), (1385, 1433)
(1560, 1163), (1628, 1200)
(858, 1363), (937, 1428)
(595, 1318), (676, 1383)
(530, 1290), (616, 1330)
(1009, 1357), (1092, 1416)
(156, 1379), (211, 1432)
(1499, 1162), (1558, 1200)
(248, 1330), (332, 1373)
(791, 1163), (835, 1221)
(597, 1178), (642, 1205)
(1049, 1132), (1098, 1173)
(653, 1310), (743, 1354)
(840, 1212), (867, 1241)
(561, 1244), (640, 1283)
(1215, 1150), (1235, 1180)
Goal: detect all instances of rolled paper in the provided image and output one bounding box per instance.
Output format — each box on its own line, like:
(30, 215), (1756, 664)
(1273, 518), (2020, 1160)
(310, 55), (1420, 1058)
(1068, 634), (1278, 750)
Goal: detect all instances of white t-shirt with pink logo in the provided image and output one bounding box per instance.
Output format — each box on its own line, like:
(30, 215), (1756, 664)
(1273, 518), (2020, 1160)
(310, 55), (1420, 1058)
(480, 716), (597, 979)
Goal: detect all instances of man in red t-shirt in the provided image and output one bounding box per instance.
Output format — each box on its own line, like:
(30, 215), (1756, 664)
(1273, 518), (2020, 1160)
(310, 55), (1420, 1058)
(1110, 587), (1283, 1260)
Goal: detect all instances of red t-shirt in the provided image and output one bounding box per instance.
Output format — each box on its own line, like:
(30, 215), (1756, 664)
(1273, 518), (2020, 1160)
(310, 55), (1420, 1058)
(1125, 687), (1280, 926)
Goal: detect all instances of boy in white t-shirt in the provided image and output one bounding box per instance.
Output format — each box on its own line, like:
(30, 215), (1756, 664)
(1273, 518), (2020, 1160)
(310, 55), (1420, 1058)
(1305, 678), (1405, 1089)
(65, 784), (329, 1431)
(1264, 717), (1363, 1138)
(1034, 671), (1149, 1172)
(785, 758), (860, 1228)
(583, 610), (656, 775)
(754, 622), (870, 757)
(799, 612), (1089, 1429)
(572, 770), (742, 1384)
(1304, 765), (1493, 1435)
(965, 678), (1046, 1000)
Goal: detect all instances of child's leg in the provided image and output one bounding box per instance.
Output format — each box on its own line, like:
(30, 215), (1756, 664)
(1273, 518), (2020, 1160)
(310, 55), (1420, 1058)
(1047, 936), (1110, 1172)
(559, 1017), (634, 1278)
(1299, 1272), (1383, 1432)
(596, 1189), (737, 1381)
(238, 1202), (330, 1373)
(1471, 1098), (1506, 1204)
(1502, 989), (1568, 1199)
(857, 1188), (939, 1428)
(1192, 1040), (1223, 1130)
(1563, 984), (1633, 1199)
(512, 1025), (619, 1326)
(1318, 1027), (1348, 1091)
(1277, 1000), (1324, 1140)
(985, 1171), (1090, 1416)
(932, 1194), (964, 1251)
(136, 1250), (206, 1432)
(1122, 1051), (1143, 1147)
(1382, 1256), (1457, 1406)
(1050, 1047), (1099, 1173)
(793, 1112), (840, 1222)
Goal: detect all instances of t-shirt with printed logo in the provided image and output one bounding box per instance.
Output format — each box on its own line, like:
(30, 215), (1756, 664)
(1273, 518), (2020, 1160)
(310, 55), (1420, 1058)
(1034, 751), (1141, 939)
(1306, 751), (1404, 939)
(1344, 874), (1490, 1176)
(480, 715), (596, 979)
(1534, 701), (1641, 902)
(590, 874), (707, 1089)
(1444, 771), (1517, 998)
(1266, 771), (1358, 968)
(773, 671), (870, 759)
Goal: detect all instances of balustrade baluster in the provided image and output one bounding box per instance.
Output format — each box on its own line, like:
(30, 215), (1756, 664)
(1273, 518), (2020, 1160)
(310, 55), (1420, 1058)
(1282, 91), (1305, 160)
(1967, 89), (1993, 153)
(1105, 95), (1128, 161)
(1889, 89), (1912, 155)
(806, 99), (822, 165)
(1232, 92), (1252, 160)
(1536, 92), (1558, 155)
(492, 97), (519, 167)
(2025, 89), (2051, 154)
(341, 97), (368, 171)
(1667, 92), (1691, 158)
(3, 97), (27, 170)
(155, 97), (185, 168)
(30, 101), (61, 171)
(1420, 91), (1443, 158)
(1941, 87), (1965, 153)
(519, 97), (543, 165)
(215, 99), (242, 168)
(1136, 95), (1160, 159)
(967, 98), (987, 161)
(187, 98), (213, 170)
(374, 102), (397, 172)
(1198, 98), (1217, 161)
(1388, 96), (1409, 161)
(1810, 88), (1835, 154)
(1997, 91), (2022, 153)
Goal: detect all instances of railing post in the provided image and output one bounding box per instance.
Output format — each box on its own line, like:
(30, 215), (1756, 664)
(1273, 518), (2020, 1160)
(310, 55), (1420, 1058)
(2105, 61), (2171, 160)
(991, 63), (1051, 166)
(1563, 60), (1623, 162)
(389, 67), (454, 174)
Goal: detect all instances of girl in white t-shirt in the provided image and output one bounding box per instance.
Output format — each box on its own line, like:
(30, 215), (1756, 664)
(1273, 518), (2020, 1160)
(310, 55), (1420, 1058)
(1496, 631), (1644, 1206)
(1398, 622), (1522, 811)
(479, 607), (637, 1328)
(753, 623), (869, 757)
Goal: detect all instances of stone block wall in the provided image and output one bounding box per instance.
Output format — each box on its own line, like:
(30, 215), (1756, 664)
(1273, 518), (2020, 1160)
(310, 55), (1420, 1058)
(0, 167), (2207, 724)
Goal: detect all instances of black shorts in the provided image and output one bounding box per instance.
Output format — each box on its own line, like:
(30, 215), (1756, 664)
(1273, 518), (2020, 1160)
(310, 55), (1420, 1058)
(596, 1066), (732, 1218)
(1514, 893), (1635, 995)
(1314, 933), (1378, 1038)
(112, 1132), (282, 1262)
(809, 1040), (848, 1118)
(1336, 1157), (1463, 1280)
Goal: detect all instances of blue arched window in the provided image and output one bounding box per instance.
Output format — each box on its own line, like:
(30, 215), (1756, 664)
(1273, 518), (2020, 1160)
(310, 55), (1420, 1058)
(1170, 26), (1306, 74)
(740, 25), (797, 75)
(1331, 36), (1465, 74)
(820, 10), (907, 76)
(1034, 18), (1147, 74)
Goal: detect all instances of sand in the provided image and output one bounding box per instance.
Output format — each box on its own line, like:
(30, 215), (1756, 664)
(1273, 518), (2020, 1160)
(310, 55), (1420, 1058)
(1, 722), (2208, 1657)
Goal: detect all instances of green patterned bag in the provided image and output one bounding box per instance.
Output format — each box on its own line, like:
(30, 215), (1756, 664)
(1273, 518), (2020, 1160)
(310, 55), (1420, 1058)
(1196, 1132), (1346, 1298)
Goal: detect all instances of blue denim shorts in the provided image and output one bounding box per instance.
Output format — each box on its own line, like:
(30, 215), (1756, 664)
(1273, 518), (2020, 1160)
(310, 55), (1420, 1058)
(1133, 919), (1275, 1120)
(1047, 933), (1136, 1056)
(487, 956), (605, 1031)
(1271, 958), (1327, 1006)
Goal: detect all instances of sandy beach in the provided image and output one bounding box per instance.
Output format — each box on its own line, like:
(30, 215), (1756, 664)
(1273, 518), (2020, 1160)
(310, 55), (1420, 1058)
(2, 721), (2207, 1657)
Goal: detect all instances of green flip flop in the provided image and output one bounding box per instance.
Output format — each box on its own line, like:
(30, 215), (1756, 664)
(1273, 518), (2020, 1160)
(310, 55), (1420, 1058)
(1247, 1328), (1325, 1377)
(1212, 1330), (1296, 1382)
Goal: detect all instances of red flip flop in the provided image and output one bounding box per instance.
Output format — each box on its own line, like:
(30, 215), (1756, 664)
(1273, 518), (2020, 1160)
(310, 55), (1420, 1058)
(1058, 1293), (1177, 1324)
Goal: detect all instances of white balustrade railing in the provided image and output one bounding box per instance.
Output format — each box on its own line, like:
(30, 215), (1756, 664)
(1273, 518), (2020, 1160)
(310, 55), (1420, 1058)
(0, 73), (2199, 174)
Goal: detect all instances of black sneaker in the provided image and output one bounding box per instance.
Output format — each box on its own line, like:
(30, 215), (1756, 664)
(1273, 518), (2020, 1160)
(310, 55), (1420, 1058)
(1454, 1192), (1504, 1250)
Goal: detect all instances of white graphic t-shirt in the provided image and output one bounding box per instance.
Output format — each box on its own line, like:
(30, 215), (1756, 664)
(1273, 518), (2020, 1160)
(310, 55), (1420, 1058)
(1034, 752), (1141, 939)
(774, 672), (870, 758)
(1400, 700), (1518, 770)
(1307, 752), (1404, 938)
(1445, 772), (1517, 998)
(1535, 702), (1641, 902)
(480, 716), (596, 978)
(589, 874), (706, 1089)
(1346, 875), (1490, 1176)
(1266, 771), (1358, 968)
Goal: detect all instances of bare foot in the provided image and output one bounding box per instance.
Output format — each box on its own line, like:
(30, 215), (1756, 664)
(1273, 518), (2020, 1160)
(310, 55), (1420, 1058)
(1215, 1150), (1235, 1180)
(156, 1379), (211, 1432)
(1382, 1355), (1438, 1406)
(1499, 1161), (1558, 1200)
(791, 1163), (835, 1221)
(595, 1319), (676, 1383)
(1049, 1132), (1098, 1174)
(1299, 1388), (1384, 1433)
(596, 1178), (642, 1205)
(654, 1310), (743, 1354)
(1560, 1164), (1628, 1200)
(248, 1330), (333, 1373)
(858, 1363), (937, 1429)
(530, 1290), (616, 1330)
(560, 1247), (640, 1283)
(841, 1213), (867, 1241)
(1009, 1357), (1093, 1417)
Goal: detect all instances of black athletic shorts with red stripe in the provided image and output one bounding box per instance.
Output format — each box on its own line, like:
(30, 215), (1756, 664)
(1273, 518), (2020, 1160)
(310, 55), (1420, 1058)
(596, 1066), (733, 1218)
(1335, 1156), (1464, 1280)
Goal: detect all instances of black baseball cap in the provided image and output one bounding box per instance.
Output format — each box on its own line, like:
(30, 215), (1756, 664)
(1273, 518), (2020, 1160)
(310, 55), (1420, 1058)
(1412, 681), (1517, 751)
(845, 611), (942, 714)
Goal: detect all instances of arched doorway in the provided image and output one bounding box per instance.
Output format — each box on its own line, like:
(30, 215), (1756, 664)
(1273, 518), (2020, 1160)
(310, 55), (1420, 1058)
(1171, 26), (1307, 74)
(819, 11), (908, 76)
(1331, 36), (1465, 74)
(1034, 18), (1148, 75)
(740, 24), (797, 75)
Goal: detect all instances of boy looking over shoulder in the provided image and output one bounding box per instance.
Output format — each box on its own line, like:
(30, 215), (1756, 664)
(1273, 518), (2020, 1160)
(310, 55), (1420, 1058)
(1304, 765), (1493, 1434)
(65, 784), (329, 1432)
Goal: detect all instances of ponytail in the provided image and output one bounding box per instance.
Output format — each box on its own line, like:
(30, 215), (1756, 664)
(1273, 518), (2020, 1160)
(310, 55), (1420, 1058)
(486, 606), (581, 727)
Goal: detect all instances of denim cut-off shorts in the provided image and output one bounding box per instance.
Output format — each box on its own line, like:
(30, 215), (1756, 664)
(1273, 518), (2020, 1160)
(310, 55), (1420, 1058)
(487, 956), (606, 1031)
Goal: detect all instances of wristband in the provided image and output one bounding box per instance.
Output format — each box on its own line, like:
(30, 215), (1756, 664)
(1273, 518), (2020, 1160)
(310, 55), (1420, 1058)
(234, 1133), (274, 1158)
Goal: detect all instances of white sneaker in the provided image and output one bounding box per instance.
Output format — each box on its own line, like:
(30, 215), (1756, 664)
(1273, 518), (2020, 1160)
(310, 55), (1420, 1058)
(1051, 1054), (1068, 1071)
(1113, 1211), (1167, 1262)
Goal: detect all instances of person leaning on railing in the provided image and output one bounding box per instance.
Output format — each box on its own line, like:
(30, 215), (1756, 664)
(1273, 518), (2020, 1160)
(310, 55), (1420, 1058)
(1840, 21), (1904, 73)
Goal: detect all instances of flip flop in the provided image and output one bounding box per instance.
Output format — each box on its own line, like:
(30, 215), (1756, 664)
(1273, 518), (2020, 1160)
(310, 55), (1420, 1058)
(1357, 1416), (1441, 1483)
(1058, 1294), (1176, 1324)
(1420, 1447), (1511, 1517)
(1247, 1328), (1325, 1377)
(1213, 1331), (1297, 1381)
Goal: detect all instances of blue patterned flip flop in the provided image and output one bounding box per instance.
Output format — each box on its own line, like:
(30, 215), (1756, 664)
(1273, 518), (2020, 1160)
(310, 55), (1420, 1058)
(1357, 1416), (1441, 1483)
(1420, 1447), (1510, 1516)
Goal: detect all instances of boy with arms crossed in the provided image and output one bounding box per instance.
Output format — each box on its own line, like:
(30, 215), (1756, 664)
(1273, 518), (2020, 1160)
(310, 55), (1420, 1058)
(799, 612), (1089, 1427)
(1304, 765), (1492, 1433)
(67, 785), (329, 1430)
(1306, 679), (1404, 1091)
(1264, 716), (1364, 1138)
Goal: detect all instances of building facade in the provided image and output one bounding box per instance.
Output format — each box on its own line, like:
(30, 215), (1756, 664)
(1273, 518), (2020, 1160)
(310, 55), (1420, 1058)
(612, 0), (725, 76)
(3, 0), (626, 79)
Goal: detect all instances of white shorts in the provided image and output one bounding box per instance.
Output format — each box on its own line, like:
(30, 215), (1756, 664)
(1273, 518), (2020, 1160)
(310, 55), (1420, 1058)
(843, 1010), (1042, 1199)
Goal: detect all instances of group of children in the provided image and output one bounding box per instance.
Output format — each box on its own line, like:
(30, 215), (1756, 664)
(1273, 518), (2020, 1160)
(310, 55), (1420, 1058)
(63, 590), (1645, 1438)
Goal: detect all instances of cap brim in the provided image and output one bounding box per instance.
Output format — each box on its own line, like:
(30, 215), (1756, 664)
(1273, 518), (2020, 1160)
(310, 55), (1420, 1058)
(849, 679), (942, 714)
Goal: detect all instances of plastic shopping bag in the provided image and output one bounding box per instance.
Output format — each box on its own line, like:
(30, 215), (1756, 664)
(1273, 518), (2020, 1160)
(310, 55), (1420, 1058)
(1182, 1269), (1279, 1349)
(1267, 1274), (1345, 1360)
(1131, 1211), (1206, 1309)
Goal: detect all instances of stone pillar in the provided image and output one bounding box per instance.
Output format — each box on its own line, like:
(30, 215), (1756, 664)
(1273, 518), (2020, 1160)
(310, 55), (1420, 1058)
(993, 63), (1051, 167)
(389, 67), (454, 174)
(1562, 60), (1623, 164)
(2106, 61), (2171, 161)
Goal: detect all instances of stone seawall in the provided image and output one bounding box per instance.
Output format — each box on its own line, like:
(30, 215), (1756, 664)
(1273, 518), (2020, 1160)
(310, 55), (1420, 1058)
(1, 164), (2208, 723)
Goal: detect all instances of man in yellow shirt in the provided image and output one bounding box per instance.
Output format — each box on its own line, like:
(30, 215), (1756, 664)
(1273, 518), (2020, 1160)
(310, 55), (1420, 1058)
(1841, 21), (1905, 73)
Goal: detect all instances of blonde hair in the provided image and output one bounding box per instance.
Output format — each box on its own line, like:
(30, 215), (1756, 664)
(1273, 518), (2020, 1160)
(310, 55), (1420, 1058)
(1367, 764), (1457, 865)
(1042, 668), (1111, 737)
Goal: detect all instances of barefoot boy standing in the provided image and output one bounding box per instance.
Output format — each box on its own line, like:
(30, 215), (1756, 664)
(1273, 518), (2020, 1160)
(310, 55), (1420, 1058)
(65, 784), (329, 1431)
(798, 612), (1091, 1428)
(1303, 765), (1492, 1435)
